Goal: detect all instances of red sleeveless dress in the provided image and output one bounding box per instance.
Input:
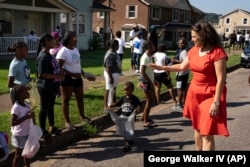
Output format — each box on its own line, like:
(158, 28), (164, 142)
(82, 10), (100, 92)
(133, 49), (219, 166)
(183, 46), (229, 136)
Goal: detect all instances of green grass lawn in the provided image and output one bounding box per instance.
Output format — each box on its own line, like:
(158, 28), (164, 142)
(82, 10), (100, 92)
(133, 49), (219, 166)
(0, 48), (241, 142)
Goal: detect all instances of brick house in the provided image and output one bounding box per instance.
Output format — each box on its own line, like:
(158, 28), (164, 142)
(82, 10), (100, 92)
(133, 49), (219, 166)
(92, 0), (205, 48)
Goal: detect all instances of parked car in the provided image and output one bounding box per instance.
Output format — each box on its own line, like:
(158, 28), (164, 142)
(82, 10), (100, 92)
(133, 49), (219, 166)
(240, 44), (250, 67)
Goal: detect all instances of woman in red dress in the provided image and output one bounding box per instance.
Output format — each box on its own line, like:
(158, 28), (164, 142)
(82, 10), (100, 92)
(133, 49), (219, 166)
(149, 20), (229, 151)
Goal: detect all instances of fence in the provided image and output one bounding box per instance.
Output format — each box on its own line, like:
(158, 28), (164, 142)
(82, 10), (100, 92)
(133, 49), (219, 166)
(0, 37), (39, 56)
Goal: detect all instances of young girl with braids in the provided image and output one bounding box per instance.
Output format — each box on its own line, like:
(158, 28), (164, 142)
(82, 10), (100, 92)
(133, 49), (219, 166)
(10, 85), (35, 167)
(7, 41), (30, 104)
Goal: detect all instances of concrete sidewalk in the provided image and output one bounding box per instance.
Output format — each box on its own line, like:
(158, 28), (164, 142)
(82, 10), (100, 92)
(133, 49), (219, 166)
(27, 67), (250, 167)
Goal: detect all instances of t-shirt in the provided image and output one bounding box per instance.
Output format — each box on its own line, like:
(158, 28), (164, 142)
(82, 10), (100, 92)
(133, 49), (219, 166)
(133, 37), (144, 54)
(11, 102), (30, 136)
(116, 95), (141, 116)
(175, 49), (189, 76)
(8, 58), (30, 86)
(129, 30), (137, 46)
(140, 53), (154, 82)
(153, 52), (168, 73)
(49, 43), (63, 57)
(37, 51), (60, 91)
(116, 38), (125, 54)
(245, 33), (250, 41)
(103, 50), (121, 74)
(56, 46), (81, 74)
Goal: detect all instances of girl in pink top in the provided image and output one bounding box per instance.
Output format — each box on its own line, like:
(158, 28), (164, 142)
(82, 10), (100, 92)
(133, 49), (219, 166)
(11, 85), (35, 167)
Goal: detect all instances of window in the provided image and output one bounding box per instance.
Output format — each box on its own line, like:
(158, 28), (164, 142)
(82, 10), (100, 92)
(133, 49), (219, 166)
(126, 5), (138, 19)
(173, 9), (180, 21)
(243, 18), (248, 25)
(98, 12), (105, 19)
(72, 13), (85, 34)
(225, 18), (230, 24)
(225, 28), (229, 33)
(151, 7), (161, 20)
(0, 9), (12, 33)
(184, 12), (190, 22)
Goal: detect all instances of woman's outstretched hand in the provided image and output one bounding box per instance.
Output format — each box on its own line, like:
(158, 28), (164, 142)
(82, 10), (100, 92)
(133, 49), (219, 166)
(149, 63), (161, 70)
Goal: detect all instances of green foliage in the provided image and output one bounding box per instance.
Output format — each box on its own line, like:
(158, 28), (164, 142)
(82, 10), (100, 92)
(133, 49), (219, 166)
(204, 13), (222, 23)
(82, 124), (99, 137)
(88, 35), (101, 50)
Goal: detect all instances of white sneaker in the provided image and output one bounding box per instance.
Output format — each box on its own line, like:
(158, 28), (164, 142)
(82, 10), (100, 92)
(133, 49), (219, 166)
(172, 104), (184, 111)
(135, 70), (139, 73)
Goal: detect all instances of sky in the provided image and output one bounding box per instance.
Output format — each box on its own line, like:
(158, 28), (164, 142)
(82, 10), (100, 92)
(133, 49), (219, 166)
(189, 0), (250, 15)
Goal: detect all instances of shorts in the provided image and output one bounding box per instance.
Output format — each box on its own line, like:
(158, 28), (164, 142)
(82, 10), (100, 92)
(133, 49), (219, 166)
(104, 71), (120, 90)
(60, 75), (83, 87)
(11, 135), (28, 148)
(139, 81), (152, 91)
(176, 73), (189, 90)
(154, 72), (172, 87)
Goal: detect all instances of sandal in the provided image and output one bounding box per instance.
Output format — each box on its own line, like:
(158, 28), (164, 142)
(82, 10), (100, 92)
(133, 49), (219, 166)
(140, 118), (154, 123)
(143, 122), (157, 128)
(50, 127), (61, 136)
(65, 123), (75, 130)
(81, 117), (92, 124)
(123, 144), (131, 152)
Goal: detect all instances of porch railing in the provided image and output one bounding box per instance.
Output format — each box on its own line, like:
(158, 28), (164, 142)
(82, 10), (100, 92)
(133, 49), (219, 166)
(0, 37), (38, 55)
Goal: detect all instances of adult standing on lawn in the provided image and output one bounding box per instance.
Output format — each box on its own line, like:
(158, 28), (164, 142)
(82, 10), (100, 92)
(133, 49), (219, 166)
(103, 39), (121, 108)
(56, 31), (94, 130)
(36, 33), (63, 139)
(149, 20), (229, 150)
(7, 41), (30, 104)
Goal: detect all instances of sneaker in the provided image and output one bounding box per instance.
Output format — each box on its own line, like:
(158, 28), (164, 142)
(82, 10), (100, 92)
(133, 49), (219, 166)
(135, 70), (139, 73)
(176, 104), (184, 110)
(172, 104), (178, 110)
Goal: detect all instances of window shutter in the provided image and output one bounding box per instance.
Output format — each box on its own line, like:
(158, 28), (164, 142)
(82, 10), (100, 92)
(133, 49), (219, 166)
(126, 5), (128, 18)
(135, 5), (138, 18)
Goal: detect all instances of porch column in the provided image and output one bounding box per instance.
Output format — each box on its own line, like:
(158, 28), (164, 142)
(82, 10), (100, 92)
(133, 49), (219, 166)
(103, 11), (111, 46)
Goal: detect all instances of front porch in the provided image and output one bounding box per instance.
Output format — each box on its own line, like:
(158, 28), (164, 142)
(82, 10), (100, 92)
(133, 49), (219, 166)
(0, 37), (37, 60)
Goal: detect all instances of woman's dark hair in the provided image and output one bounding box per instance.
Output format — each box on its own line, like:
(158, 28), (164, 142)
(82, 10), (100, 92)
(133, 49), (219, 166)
(11, 85), (27, 106)
(191, 20), (222, 48)
(109, 39), (119, 51)
(7, 41), (27, 53)
(36, 33), (53, 56)
(62, 31), (76, 46)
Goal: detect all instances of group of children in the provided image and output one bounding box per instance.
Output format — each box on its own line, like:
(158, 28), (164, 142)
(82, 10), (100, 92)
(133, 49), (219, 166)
(104, 36), (189, 152)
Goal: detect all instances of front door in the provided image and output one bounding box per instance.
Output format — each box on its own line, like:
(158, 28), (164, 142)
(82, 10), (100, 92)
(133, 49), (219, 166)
(27, 14), (41, 35)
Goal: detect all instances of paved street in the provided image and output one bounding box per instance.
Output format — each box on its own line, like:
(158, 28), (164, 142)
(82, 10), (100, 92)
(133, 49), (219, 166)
(29, 68), (250, 167)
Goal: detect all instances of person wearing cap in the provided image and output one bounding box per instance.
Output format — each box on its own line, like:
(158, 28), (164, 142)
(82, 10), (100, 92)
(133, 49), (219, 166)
(132, 31), (144, 73)
(49, 31), (63, 57)
(56, 31), (95, 130)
